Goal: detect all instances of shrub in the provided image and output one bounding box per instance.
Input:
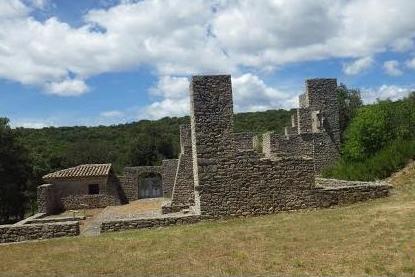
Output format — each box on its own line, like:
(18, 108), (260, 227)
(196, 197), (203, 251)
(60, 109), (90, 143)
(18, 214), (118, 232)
(342, 99), (415, 161)
(323, 139), (415, 181)
(325, 93), (415, 181)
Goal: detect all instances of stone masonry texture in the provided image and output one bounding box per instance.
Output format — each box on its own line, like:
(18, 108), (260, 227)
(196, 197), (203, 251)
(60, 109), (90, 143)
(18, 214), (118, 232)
(101, 214), (200, 233)
(121, 166), (162, 201)
(162, 125), (195, 213)
(0, 221), (79, 243)
(264, 78), (341, 173)
(234, 132), (256, 150)
(37, 174), (122, 213)
(161, 159), (179, 197)
(188, 74), (391, 218)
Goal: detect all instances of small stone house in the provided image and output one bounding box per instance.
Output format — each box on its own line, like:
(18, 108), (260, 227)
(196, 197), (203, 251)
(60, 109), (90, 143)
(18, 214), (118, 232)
(39, 164), (123, 213)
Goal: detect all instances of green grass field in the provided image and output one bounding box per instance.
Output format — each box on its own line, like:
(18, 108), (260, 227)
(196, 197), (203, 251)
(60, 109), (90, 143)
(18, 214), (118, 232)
(1, 164), (415, 276)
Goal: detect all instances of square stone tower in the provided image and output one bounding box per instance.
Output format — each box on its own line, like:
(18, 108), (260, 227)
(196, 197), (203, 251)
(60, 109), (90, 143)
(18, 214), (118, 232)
(189, 75), (236, 214)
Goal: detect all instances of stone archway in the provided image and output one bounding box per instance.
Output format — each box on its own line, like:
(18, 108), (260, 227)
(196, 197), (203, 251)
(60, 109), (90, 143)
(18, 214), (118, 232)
(138, 172), (162, 199)
(122, 166), (163, 201)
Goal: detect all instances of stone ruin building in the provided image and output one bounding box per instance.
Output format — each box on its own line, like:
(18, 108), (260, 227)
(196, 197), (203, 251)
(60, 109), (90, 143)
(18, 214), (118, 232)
(37, 161), (180, 214)
(263, 79), (340, 173)
(38, 164), (121, 213)
(38, 74), (391, 219)
(163, 75), (389, 218)
(1, 74), (391, 243)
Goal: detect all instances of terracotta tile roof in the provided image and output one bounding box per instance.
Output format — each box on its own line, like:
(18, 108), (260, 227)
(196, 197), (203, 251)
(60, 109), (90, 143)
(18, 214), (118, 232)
(43, 164), (112, 180)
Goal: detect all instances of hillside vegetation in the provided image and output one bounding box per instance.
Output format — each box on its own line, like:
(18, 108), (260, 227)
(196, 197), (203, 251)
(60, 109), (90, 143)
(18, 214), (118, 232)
(1, 162), (414, 276)
(16, 109), (292, 174)
(324, 93), (415, 181)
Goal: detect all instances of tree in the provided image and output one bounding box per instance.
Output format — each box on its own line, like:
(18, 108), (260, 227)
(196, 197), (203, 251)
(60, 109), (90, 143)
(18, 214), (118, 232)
(336, 83), (363, 142)
(342, 98), (415, 161)
(0, 118), (32, 223)
(61, 140), (117, 168)
(127, 127), (175, 166)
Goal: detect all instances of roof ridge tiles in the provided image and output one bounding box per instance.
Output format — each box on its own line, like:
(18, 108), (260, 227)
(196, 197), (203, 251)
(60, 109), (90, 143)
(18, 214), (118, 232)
(43, 163), (112, 180)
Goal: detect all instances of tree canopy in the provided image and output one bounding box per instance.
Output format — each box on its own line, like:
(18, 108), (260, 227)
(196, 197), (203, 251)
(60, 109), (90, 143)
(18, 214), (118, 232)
(0, 118), (32, 223)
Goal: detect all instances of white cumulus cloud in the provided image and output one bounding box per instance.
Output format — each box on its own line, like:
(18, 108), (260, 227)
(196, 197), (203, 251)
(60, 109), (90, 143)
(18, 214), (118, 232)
(100, 110), (125, 118)
(362, 84), (414, 104)
(142, 73), (298, 120)
(143, 76), (190, 119)
(26, 0), (48, 9)
(1, 0), (415, 100)
(383, 60), (403, 76)
(232, 73), (297, 111)
(343, 57), (374, 75)
(45, 79), (89, 96)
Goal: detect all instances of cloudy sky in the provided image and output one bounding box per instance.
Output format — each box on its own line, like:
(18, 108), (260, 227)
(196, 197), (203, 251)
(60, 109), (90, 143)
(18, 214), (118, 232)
(1, 0), (415, 128)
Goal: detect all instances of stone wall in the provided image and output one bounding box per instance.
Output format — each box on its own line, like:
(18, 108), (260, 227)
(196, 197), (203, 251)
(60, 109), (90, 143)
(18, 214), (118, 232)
(263, 132), (314, 158)
(51, 176), (109, 197)
(306, 79), (340, 137)
(190, 75), (314, 217)
(62, 194), (118, 210)
(37, 184), (59, 214)
(297, 108), (312, 134)
(313, 183), (391, 207)
(162, 125), (195, 213)
(25, 216), (85, 225)
(101, 214), (200, 233)
(234, 132), (256, 150)
(267, 78), (340, 173)
(315, 177), (388, 188)
(171, 125), (195, 206)
(161, 159), (179, 197)
(0, 221), (79, 243)
(313, 132), (341, 173)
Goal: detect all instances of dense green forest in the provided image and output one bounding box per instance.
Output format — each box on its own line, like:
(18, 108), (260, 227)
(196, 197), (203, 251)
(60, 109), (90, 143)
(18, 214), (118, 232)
(15, 109), (293, 174)
(1, 84), (414, 223)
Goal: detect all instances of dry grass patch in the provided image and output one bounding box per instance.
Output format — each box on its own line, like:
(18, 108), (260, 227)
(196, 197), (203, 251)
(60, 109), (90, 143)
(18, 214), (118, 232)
(1, 168), (415, 276)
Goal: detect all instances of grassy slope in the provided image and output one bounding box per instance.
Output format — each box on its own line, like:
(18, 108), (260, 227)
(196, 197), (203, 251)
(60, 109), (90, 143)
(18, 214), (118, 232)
(1, 164), (415, 276)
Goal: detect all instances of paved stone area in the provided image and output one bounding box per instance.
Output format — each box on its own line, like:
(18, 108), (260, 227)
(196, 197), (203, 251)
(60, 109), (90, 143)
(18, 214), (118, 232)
(79, 198), (167, 236)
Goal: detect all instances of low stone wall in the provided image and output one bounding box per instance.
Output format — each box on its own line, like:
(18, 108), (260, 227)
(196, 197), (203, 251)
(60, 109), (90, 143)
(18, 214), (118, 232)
(315, 177), (387, 188)
(62, 194), (117, 210)
(0, 221), (79, 243)
(315, 183), (391, 208)
(101, 214), (200, 233)
(161, 201), (189, 214)
(25, 216), (86, 225)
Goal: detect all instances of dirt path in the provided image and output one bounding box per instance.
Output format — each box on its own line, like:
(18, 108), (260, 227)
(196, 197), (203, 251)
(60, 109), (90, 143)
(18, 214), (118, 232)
(80, 208), (110, 236)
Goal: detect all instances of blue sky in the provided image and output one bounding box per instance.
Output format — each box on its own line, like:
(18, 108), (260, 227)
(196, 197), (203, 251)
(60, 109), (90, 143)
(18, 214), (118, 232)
(1, 0), (415, 128)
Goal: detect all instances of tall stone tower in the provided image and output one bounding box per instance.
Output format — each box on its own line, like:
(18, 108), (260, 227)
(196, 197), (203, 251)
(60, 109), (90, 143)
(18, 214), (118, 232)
(189, 75), (235, 214)
(298, 79), (340, 172)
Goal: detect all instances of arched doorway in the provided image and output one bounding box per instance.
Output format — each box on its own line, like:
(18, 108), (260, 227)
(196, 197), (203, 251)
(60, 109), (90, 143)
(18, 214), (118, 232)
(138, 172), (163, 199)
